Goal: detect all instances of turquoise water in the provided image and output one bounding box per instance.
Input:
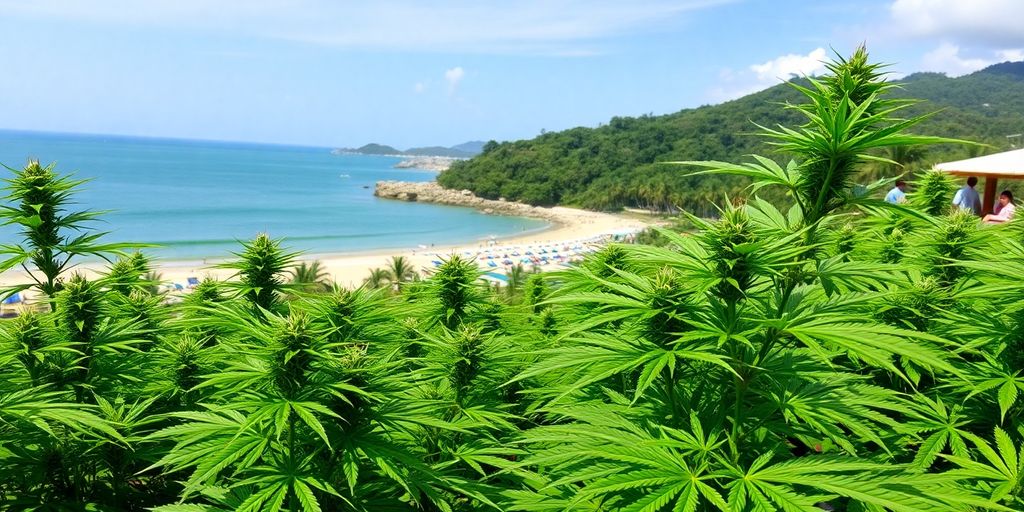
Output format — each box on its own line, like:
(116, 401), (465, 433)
(0, 130), (547, 260)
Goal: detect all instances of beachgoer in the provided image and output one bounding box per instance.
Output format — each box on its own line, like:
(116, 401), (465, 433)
(982, 190), (1016, 224)
(952, 177), (981, 216)
(884, 180), (907, 204)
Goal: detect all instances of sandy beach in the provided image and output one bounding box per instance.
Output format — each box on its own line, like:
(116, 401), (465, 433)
(0, 204), (649, 299)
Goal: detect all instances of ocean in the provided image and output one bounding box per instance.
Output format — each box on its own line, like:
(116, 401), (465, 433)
(0, 130), (547, 260)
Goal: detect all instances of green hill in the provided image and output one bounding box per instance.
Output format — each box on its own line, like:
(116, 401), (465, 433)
(438, 61), (1024, 214)
(337, 141), (484, 158)
(451, 140), (487, 154)
(347, 143), (402, 155)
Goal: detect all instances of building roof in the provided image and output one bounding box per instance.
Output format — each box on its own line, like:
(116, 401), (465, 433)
(935, 148), (1024, 179)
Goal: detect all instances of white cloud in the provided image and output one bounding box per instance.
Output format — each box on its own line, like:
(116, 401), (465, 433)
(413, 82), (426, 94)
(889, 0), (1024, 47)
(750, 48), (828, 83)
(921, 43), (993, 76)
(444, 67), (465, 95)
(916, 43), (1024, 77)
(0, 0), (736, 56)
(863, 2), (1024, 79)
(709, 47), (827, 102)
(997, 49), (1024, 62)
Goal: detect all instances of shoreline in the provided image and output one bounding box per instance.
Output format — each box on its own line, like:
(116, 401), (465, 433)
(0, 191), (649, 293)
(147, 217), (558, 269)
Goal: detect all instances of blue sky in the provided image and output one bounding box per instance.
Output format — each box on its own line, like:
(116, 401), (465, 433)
(0, 0), (1021, 148)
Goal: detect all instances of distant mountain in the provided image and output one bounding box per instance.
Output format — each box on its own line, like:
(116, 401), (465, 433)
(451, 140), (487, 154)
(338, 143), (403, 156)
(437, 60), (1024, 212)
(335, 140), (486, 158)
(977, 60), (1024, 79)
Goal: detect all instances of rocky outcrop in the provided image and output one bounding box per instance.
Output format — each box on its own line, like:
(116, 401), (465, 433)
(393, 156), (457, 171)
(374, 181), (562, 222)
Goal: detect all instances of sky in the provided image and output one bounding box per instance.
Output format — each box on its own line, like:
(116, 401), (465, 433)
(0, 0), (1022, 148)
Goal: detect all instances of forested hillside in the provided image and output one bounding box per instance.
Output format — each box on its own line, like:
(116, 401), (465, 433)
(438, 61), (1024, 213)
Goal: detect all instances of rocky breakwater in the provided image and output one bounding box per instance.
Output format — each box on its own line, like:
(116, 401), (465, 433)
(374, 181), (563, 223)
(393, 156), (457, 171)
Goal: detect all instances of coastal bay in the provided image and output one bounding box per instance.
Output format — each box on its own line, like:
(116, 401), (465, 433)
(0, 130), (546, 259)
(0, 192), (647, 290)
(0, 131), (648, 293)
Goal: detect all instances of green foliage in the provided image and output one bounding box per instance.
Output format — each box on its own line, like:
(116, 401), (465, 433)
(362, 267), (390, 290)
(911, 169), (957, 216)
(290, 260), (332, 293)
(633, 217), (696, 247)
(0, 160), (138, 302)
(504, 263), (529, 298)
(384, 255), (419, 291)
(106, 251), (152, 296)
(3, 47), (1024, 512)
(425, 255), (482, 330)
(219, 233), (297, 317)
(439, 58), (1024, 214)
(523, 273), (549, 313)
(686, 46), (964, 228)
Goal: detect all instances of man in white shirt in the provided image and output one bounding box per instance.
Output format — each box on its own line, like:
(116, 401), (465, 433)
(952, 177), (981, 216)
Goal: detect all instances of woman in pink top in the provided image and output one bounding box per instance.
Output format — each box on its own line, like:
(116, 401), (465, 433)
(983, 190), (1016, 224)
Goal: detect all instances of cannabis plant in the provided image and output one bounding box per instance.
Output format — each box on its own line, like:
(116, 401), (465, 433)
(911, 168), (956, 216)
(504, 46), (1013, 511)
(0, 161), (136, 302)
(2, 46), (1022, 512)
(218, 233), (297, 318)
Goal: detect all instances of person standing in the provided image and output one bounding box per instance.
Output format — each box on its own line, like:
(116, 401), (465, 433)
(885, 180), (907, 204)
(952, 176), (981, 216)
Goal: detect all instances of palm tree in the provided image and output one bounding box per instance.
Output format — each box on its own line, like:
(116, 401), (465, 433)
(384, 255), (418, 291)
(885, 144), (925, 173)
(363, 267), (391, 289)
(142, 270), (163, 296)
(289, 260), (331, 292)
(505, 263), (528, 297)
